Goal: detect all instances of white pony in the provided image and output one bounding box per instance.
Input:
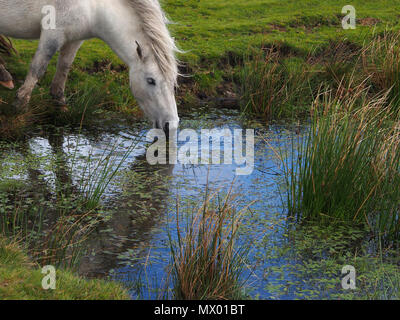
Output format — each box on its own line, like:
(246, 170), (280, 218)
(0, 0), (180, 131)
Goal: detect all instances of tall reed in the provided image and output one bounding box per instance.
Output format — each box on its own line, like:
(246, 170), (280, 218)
(239, 47), (310, 120)
(362, 31), (400, 110)
(279, 83), (400, 238)
(168, 184), (252, 300)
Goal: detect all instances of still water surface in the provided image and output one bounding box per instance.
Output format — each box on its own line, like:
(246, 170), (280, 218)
(1, 106), (312, 299)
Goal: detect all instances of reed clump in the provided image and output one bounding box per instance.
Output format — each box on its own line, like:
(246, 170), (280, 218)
(169, 185), (251, 300)
(281, 83), (400, 238)
(239, 47), (311, 120)
(0, 186), (99, 269)
(362, 31), (400, 110)
(240, 31), (400, 120)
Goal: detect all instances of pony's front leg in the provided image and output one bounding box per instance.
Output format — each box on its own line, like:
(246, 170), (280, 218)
(50, 40), (84, 106)
(14, 32), (64, 111)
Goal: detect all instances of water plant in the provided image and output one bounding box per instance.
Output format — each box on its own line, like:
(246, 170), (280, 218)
(0, 129), (141, 269)
(167, 183), (252, 300)
(264, 221), (400, 300)
(74, 138), (140, 211)
(279, 83), (400, 239)
(362, 31), (400, 111)
(239, 47), (311, 120)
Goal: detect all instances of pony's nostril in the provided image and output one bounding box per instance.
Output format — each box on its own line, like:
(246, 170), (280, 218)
(164, 122), (169, 133)
(163, 122), (170, 140)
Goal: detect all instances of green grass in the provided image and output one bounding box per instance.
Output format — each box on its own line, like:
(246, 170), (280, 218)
(165, 0), (400, 62)
(0, 238), (130, 300)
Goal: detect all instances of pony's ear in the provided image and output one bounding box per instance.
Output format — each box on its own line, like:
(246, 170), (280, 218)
(135, 41), (143, 60)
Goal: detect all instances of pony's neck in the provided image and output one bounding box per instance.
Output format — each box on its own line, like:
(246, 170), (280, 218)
(92, 0), (146, 68)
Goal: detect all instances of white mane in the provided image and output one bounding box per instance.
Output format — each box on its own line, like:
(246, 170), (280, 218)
(128, 0), (180, 86)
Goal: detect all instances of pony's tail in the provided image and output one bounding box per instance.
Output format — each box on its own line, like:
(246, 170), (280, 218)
(0, 35), (17, 61)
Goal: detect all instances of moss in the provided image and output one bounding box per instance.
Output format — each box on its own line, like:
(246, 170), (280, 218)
(0, 238), (130, 300)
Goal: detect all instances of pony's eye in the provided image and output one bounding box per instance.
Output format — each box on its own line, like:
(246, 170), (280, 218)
(147, 78), (156, 86)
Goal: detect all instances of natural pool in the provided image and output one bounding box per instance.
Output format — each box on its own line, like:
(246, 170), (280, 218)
(1, 106), (399, 300)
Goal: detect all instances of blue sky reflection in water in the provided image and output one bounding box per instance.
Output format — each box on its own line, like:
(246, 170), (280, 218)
(76, 108), (305, 300)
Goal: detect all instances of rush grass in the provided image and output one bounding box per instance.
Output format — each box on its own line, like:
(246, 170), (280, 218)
(239, 48), (312, 120)
(280, 84), (400, 238)
(168, 185), (251, 300)
(239, 30), (400, 121)
(362, 31), (400, 109)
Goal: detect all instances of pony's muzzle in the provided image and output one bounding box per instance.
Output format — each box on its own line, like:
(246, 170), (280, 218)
(154, 119), (179, 139)
(163, 119), (179, 132)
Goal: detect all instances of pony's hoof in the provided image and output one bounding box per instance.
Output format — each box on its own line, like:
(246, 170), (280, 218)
(52, 98), (69, 113)
(59, 104), (69, 113)
(0, 80), (14, 89)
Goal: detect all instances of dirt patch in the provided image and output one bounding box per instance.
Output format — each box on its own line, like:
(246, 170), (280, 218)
(218, 51), (244, 68)
(84, 59), (127, 74)
(310, 39), (362, 64)
(269, 24), (288, 32)
(261, 42), (303, 58)
(359, 17), (381, 26)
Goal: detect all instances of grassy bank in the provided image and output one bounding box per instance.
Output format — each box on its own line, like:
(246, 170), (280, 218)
(239, 31), (400, 120)
(0, 238), (129, 300)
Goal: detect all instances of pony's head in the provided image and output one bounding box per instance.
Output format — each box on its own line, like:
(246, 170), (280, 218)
(129, 40), (179, 133)
(127, 0), (180, 134)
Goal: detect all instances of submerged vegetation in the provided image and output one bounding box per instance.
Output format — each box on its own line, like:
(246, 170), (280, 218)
(265, 222), (400, 300)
